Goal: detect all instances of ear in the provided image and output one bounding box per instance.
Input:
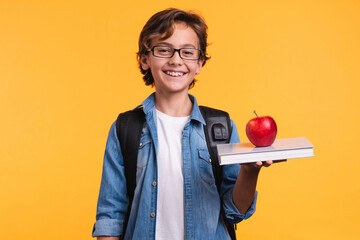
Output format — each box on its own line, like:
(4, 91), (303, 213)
(140, 54), (150, 70)
(195, 59), (204, 75)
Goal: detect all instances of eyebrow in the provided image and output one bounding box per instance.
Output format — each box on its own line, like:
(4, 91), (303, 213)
(156, 42), (197, 48)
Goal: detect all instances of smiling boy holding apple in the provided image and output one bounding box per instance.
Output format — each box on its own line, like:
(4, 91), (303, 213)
(92, 8), (277, 240)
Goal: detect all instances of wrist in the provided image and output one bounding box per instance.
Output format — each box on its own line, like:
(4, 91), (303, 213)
(240, 164), (261, 175)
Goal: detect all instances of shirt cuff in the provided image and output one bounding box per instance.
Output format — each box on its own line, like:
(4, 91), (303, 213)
(223, 190), (258, 224)
(92, 219), (123, 237)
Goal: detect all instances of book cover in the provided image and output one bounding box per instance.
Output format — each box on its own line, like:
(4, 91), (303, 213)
(217, 137), (314, 165)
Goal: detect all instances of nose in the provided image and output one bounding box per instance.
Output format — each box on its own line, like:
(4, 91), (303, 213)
(169, 49), (183, 65)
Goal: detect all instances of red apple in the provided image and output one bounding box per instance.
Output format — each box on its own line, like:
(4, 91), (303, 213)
(246, 111), (277, 147)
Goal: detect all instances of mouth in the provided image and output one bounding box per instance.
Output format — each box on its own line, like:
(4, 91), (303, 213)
(164, 71), (186, 77)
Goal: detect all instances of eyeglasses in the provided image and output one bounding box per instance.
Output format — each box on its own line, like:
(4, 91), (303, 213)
(148, 46), (202, 60)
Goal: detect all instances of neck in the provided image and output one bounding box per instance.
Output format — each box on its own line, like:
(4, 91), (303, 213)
(154, 91), (193, 117)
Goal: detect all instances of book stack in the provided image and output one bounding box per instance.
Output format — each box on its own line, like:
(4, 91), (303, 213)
(217, 137), (314, 165)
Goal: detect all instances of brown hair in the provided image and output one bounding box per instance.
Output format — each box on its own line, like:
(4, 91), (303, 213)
(137, 8), (210, 88)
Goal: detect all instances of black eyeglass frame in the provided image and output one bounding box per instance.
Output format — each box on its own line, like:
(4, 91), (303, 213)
(147, 46), (202, 60)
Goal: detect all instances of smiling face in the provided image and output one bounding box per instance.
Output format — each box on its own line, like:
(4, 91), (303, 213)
(140, 22), (204, 96)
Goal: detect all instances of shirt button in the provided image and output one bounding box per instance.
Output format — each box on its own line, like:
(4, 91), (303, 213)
(152, 181), (157, 186)
(139, 142), (143, 147)
(209, 158), (212, 163)
(150, 212), (156, 218)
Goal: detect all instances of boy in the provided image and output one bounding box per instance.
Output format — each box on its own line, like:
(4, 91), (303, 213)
(93, 8), (276, 240)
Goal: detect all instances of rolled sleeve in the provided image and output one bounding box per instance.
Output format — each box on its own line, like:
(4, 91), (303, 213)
(93, 122), (129, 237)
(92, 219), (123, 237)
(221, 119), (258, 223)
(223, 190), (258, 223)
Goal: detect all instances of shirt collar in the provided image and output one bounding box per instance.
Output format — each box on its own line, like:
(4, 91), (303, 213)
(134, 92), (206, 125)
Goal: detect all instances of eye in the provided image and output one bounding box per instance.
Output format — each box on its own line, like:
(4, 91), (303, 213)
(159, 48), (170, 53)
(181, 49), (197, 58)
(183, 51), (194, 56)
(155, 46), (172, 55)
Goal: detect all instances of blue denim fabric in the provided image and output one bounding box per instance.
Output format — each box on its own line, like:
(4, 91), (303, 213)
(92, 93), (257, 239)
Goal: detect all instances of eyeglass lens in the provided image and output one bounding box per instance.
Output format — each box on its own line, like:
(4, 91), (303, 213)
(153, 46), (200, 60)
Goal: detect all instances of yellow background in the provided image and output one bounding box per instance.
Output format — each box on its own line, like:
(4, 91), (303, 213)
(1, 0), (359, 239)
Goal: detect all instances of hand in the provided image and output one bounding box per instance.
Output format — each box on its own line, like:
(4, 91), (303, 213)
(256, 159), (286, 167)
(241, 159), (287, 171)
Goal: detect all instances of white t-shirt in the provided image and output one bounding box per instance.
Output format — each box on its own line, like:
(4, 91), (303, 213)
(155, 109), (190, 240)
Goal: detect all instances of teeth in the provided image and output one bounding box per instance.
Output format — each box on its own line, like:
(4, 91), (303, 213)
(166, 71), (184, 76)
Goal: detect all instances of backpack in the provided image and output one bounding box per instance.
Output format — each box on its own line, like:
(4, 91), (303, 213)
(116, 106), (236, 240)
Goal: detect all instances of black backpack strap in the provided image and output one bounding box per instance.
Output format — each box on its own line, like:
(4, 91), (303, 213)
(115, 107), (145, 237)
(199, 106), (231, 192)
(199, 106), (236, 240)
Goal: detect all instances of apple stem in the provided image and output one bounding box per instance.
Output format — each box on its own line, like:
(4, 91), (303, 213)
(254, 110), (258, 118)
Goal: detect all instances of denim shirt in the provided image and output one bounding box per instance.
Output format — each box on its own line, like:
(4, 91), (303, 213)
(92, 93), (257, 239)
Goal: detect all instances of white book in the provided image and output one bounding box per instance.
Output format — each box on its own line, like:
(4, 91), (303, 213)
(217, 137), (314, 165)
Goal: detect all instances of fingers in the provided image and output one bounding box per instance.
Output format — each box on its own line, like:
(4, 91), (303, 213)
(255, 160), (272, 167)
(263, 160), (273, 167)
(243, 159), (287, 169)
(274, 159), (287, 163)
(256, 159), (286, 167)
